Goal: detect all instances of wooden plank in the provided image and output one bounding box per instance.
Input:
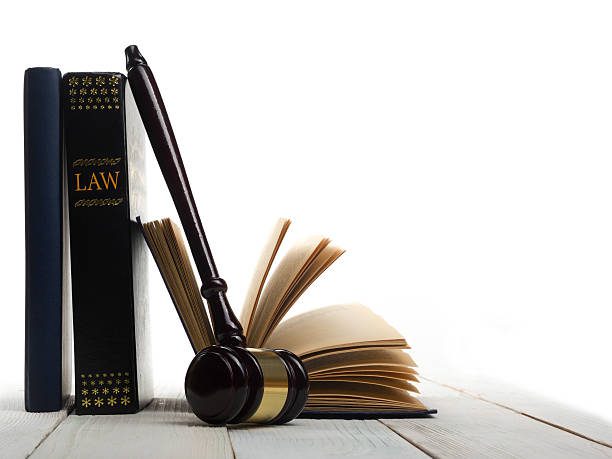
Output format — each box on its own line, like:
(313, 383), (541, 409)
(228, 418), (429, 459)
(426, 372), (612, 448)
(382, 381), (612, 459)
(0, 388), (73, 458)
(30, 393), (233, 459)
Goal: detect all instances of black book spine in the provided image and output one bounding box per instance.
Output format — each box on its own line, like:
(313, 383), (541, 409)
(24, 67), (71, 412)
(63, 73), (151, 414)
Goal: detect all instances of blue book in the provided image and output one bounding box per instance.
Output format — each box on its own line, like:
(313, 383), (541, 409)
(24, 67), (71, 412)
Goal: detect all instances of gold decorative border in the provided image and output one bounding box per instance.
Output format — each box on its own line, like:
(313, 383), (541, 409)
(78, 371), (133, 409)
(74, 198), (124, 207)
(66, 74), (121, 111)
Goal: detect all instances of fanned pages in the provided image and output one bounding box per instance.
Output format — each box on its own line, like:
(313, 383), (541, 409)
(140, 218), (214, 352)
(139, 217), (428, 414)
(240, 218), (291, 335)
(264, 304), (407, 358)
(247, 236), (342, 347)
(305, 349), (417, 373)
(306, 382), (425, 411)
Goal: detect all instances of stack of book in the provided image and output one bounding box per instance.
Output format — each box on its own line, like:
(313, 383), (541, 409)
(24, 68), (151, 414)
(24, 60), (431, 418)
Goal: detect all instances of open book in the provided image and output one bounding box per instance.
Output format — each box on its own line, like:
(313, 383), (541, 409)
(140, 218), (430, 416)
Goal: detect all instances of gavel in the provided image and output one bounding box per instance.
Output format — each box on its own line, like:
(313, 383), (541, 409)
(125, 45), (308, 424)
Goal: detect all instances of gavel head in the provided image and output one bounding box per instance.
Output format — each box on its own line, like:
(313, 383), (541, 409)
(185, 345), (309, 425)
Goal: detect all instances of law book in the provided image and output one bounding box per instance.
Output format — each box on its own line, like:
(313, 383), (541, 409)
(24, 67), (72, 412)
(140, 217), (434, 417)
(63, 72), (152, 414)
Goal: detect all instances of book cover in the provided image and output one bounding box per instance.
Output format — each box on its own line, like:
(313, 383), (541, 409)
(63, 72), (152, 414)
(24, 67), (72, 412)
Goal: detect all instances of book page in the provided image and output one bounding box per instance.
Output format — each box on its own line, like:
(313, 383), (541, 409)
(264, 304), (407, 357)
(143, 220), (205, 351)
(305, 348), (416, 373)
(165, 220), (215, 348)
(142, 218), (214, 351)
(314, 371), (419, 383)
(247, 236), (330, 346)
(240, 218), (291, 335)
(307, 381), (426, 410)
(309, 375), (418, 393)
(263, 242), (345, 343)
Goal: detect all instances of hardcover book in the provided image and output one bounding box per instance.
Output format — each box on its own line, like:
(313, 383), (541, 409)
(141, 217), (433, 417)
(24, 67), (72, 412)
(63, 72), (152, 414)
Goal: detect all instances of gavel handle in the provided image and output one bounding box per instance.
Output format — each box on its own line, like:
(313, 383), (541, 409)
(126, 45), (245, 347)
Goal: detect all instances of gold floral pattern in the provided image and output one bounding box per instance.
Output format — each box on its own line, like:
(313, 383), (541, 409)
(78, 371), (133, 410)
(66, 74), (122, 111)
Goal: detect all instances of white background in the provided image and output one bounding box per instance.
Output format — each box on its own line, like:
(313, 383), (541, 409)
(2, 1), (611, 421)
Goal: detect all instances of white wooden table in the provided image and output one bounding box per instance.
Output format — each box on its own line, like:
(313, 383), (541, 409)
(2, 376), (611, 458)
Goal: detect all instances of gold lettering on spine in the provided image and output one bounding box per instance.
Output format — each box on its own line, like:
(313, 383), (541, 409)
(73, 170), (121, 193)
(75, 173), (87, 191)
(88, 173), (102, 191)
(99, 171), (120, 190)
(67, 74), (125, 207)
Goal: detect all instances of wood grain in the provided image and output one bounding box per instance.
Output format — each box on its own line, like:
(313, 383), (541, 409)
(9, 377), (611, 458)
(0, 389), (72, 459)
(426, 371), (612, 448)
(29, 393), (233, 459)
(228, 418), (429, 458)
(382, 381), (612, 458)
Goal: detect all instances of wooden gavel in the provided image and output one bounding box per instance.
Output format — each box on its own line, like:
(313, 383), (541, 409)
(126, 45), (308, 425)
